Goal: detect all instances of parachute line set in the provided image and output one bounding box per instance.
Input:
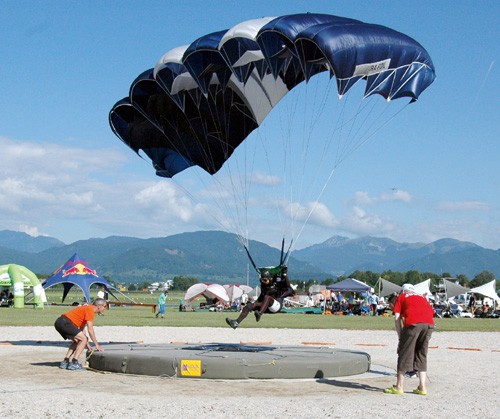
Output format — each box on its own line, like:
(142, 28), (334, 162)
(110, 13), (435, 270)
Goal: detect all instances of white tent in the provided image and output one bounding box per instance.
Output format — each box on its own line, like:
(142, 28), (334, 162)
(223, 284), (253, 302)
(377, 277), (402, 297)
(443, 278), (470, 299)
(414, 279), (432, 296)
(470, 280), (499, 305)
(184, 283), (230, 305)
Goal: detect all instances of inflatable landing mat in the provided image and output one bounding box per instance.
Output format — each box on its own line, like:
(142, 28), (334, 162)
(88, 343), (370, 379)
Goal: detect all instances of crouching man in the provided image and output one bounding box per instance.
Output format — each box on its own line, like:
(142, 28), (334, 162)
(54, 298), (106, 370)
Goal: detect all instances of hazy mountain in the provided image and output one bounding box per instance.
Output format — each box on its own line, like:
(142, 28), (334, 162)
(0, 230), (65, 252)
(293, 236), (498, 277)
(0, 230), (498, 282)
(0, 230), (323, 285)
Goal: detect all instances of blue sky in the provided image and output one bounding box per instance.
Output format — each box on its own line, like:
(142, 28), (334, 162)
(1, 0), (499, 251)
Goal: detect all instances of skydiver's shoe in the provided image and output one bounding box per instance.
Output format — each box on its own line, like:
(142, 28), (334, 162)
(67, 361), (85, 371)
(59, 359), (69, 369)
(226, 318), (239, 329)
(254, 310), (262, 322)
(384, 385), (403, 395)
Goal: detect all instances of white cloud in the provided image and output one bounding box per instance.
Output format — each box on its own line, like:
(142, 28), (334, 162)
(437, 200), (490, 212)
(18, 224), (42, 237)
(354, 189), (412, 205)
(340, 206), (395, 236)
(134, 182), (196, 222)
(250, 172), (281, 186)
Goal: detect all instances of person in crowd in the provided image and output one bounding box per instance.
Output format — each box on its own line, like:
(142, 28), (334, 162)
(54, 298), (105, 370)
(468, 293), (476, 316)
(384, 284), (435, 395)
(156, 291), (168, 318)
(368, 293), (379, 316)
(97, 286), (108, 301)
(0, 290), (8, 305)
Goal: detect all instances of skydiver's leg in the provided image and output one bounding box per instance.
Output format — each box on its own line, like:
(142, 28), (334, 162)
(226, 302), (256, 329)
(258, 295), (274, 314)
(236, 301), (255, 323)
(254, 296), (275, 322)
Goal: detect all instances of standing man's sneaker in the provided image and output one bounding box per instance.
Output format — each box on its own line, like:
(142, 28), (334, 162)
(225, 318), (239, 329)
(67, 361), (85, 371)
(384, 385), (403, 394)
(59, 359), (69, 369)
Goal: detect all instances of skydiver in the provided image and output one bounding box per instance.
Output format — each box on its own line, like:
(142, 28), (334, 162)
(225, 267), (295, 329)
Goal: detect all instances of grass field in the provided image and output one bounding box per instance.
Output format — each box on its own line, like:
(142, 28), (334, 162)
(1, 288), (499, 332)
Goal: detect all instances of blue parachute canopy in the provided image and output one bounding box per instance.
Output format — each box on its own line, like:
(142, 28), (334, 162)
(110, 12), (435, 178)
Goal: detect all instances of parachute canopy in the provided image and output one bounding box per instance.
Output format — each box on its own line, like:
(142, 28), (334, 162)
(110, 12), (435, 179)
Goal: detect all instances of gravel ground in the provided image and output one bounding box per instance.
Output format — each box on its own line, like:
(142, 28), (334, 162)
(0, 326), (499, 418)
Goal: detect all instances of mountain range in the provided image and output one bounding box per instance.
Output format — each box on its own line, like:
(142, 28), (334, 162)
(0, 229), (498, 285)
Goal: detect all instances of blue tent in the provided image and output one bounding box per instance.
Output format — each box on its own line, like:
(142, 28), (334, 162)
(326, 278), (372, 293)
(42, 253), (128, 303)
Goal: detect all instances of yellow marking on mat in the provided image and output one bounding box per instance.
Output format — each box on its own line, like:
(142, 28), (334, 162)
(180, 359), (202, 377)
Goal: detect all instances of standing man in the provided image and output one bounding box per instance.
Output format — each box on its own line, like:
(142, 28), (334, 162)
(384, 284), (435, 395)
(156, 291), (168, 318)
(368, 293), (379, 316)
(54, 298), (106, 370)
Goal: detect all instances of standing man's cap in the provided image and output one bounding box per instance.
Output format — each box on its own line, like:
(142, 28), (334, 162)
(402, 283), (416, 292)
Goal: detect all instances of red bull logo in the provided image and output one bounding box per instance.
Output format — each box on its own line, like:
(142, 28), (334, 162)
(62, 263), (97, 277)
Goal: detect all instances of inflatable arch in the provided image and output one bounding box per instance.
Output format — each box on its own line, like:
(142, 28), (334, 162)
(0, 264), (46, 309)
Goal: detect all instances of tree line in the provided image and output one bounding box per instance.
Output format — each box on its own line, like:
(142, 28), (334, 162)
(294, 269), (496, 292)
(123, 270), (496, 293)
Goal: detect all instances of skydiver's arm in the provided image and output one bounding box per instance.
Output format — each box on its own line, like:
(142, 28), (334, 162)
(279, 287), (295, 299)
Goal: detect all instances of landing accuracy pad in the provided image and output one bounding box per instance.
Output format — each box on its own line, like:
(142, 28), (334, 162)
(87, 343), (371, 379)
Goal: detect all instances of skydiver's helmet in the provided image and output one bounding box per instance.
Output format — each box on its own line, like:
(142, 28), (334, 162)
(260, 270), (272, 285)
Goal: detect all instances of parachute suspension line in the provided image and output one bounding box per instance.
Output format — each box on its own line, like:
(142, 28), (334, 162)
(334, 99), (412, 169)
(332, 94), (381, 168)
(285, 77), (336, 240)
(291, 165), (338, 253)
(215, 85), (265, 247)
(242, 241), (259, 273)
(289, 84), (410, 251)
(282, 238), (293, 266)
